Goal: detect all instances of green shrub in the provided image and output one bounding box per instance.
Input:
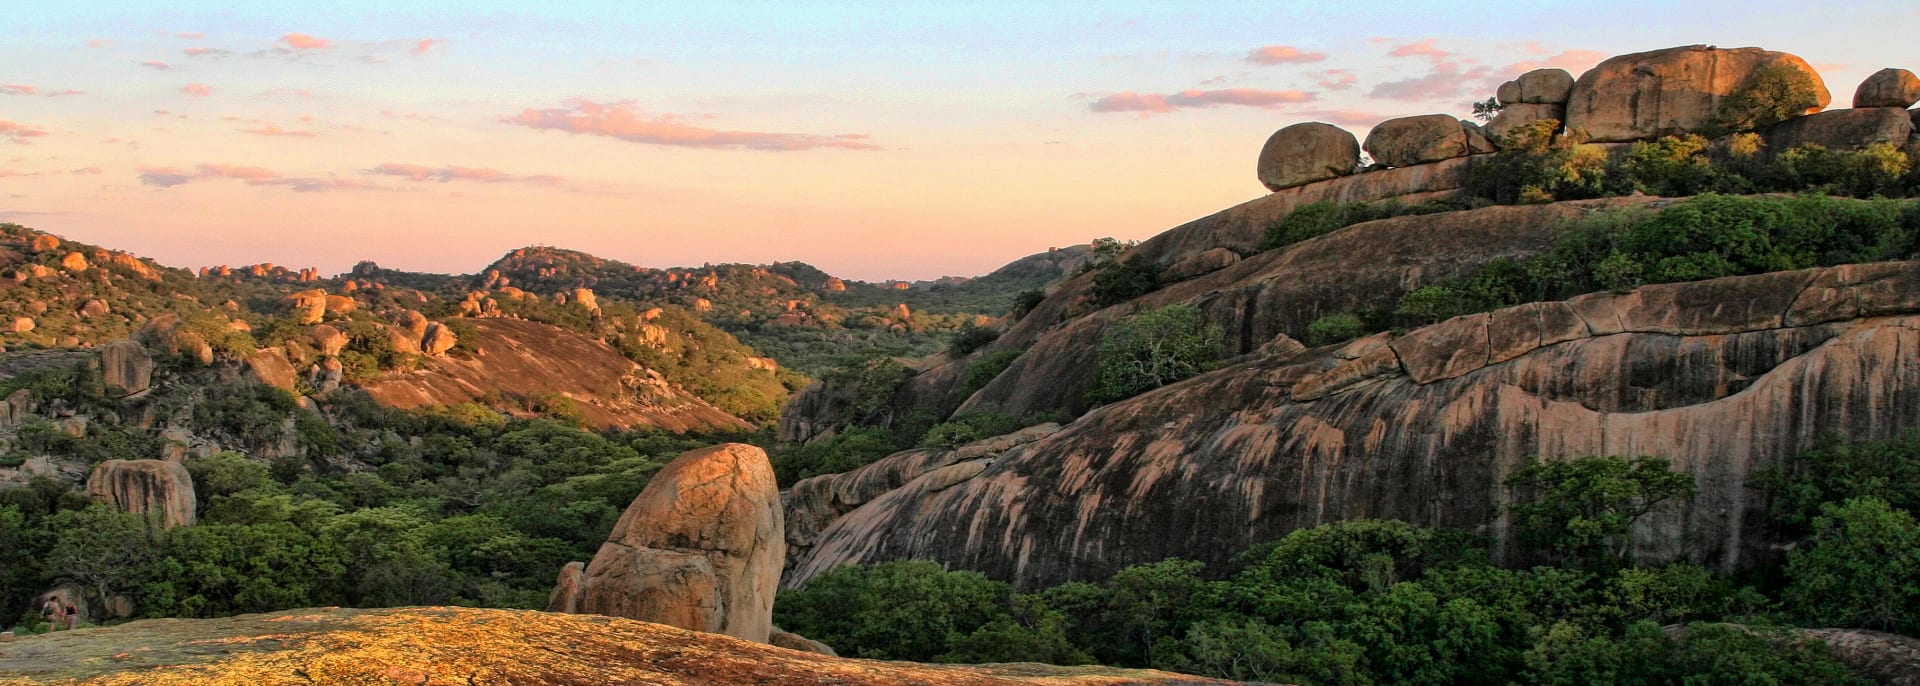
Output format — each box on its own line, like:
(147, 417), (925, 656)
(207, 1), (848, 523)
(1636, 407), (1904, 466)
(1088, 254), (1162, 307)
(1467, 120), (1610, 204)
(769, 426), (898, 486)
(1505, 456), (1697, 570)
(1305, 312), (1365, 346)
(1260, 198), (1479, 252)
(919, 412), (1021, 450)
(1782, 497), (1920, 633)
(946, 322), (1000, 357)
(1709, 64), (1824, 135)
(1086, 304), (1224, 405)
(963, 350), (1022, 395)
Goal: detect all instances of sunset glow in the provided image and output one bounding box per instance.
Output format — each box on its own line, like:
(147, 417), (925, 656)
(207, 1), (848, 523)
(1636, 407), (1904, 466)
(2, 1), (1915, 280)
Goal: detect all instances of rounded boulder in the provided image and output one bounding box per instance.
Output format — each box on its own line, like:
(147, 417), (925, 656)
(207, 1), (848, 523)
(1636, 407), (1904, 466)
(1853, 68), (1920, 109)
(1256, 122), (1360, 191)
(1364, 114), (1472, 168)
(1565, 45), (1829, 142)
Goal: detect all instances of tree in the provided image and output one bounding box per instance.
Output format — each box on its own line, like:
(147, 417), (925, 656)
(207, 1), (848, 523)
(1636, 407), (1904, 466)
(1086, 304), (1224, 405)
(1505, 456), (1697, 569)
(1471, 96), (1504, 122)
(1782, 497), (1920, 632)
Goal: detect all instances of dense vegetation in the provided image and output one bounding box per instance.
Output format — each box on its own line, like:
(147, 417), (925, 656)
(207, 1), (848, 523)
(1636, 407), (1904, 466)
(1085, 304), (1224, 406)
(778, 444), (1920, 683)
(0, 357), (759, 628)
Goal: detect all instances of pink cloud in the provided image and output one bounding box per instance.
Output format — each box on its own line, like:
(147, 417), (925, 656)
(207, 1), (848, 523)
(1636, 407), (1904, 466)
(137, 163), (374, 192)
(371, 163), (561, 186)
(1089, 88), (1316, 114)
(0, 85), (73, 97)
(1369, 62), (1493, 101)
(503, 99), (883, 151)
(71, 167), (103, 175)
(181, 83), (214, 97)
(1244, 45), (1326, 65)
(141, 60), (171, 70)
(240, 125), (317, 137)
(184, 47), (230, 57)
(1502, 49), (1607, 76)
(0, 170), (38, 178)
(87, 39), (114, 48)
(412, 39), (442, 55)
(281, 32), (333, 51)
(0, 120), (50, 144)
(1313, 69), (1358, 90)
(1387, 39), (1452, 66)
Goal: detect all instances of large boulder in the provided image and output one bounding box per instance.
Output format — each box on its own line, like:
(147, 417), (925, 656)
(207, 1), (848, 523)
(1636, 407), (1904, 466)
(98, 340), (154, 398)
(85, 459), (195, 528)
(1854, 68), (1920, 109)
(1565, 45), (1830, 142)
(1761, 107), (1916, 155)
(1497, 68), (1576, 105)
(1256, 122), (1360, 191)
(1485, 103), (1564, 142)
(310, 325), (347, 357)
(1364, 114), (1472, 168)
(286, 290), (327, 324)
(550, 443), (784, 642)
(421, 322), (458, 356)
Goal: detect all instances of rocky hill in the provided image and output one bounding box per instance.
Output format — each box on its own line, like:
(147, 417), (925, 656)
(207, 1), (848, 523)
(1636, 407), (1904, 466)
(781, 44), (1920, 588)
(0, 607), (1247, 685)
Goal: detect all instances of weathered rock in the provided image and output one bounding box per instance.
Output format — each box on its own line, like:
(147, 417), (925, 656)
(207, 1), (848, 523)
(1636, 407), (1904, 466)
(546, 561), (586, 614)
(60, 252), (88, 272)
(421, 322), (457, 356)
(85, 459), (195, 528)
(1797, 628), (1920, 686)
(245, 348), (298, 391)
(323, 295), (356, 316)
(396, 310), (429, 339)
(286, 289), (326, 324)
(10, 316), (32, 333)
(1854, 68), (1920, 109)
(1462, 121), (1497, 154)
(1162, 247), (1242, 282)
(1365, 114), (1473, 168)
(77, 300), (110, 319)
(1505, 68), (1576, 105)
(1760, 106), (1915, 155)
(1565, 45), (1830, 142)
(770, 626), (838, 656)
(788, 262), (1920, 590)
(310, 325), (346, 357)
(1257, 122), (1361, 191)
(553, 444), (783, 643)
(99, 340), (154, 398)
(175, 332), (214, 366)
(1485, 103), (1565, 142)
(572, 288), (599, 313)
(0, 607), (1239, 685)
(28, 235), (59, 253)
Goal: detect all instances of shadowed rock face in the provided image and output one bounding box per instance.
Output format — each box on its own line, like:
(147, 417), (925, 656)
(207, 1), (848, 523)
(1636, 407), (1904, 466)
(0, 607), (1247, 685)
(551, 443), (784, 643)
(85, 459), (195, 529)
(787, 263), (1920, 589)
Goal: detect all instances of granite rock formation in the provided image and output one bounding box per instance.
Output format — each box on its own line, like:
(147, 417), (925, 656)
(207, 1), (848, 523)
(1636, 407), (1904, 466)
(85, 459), (195, 529)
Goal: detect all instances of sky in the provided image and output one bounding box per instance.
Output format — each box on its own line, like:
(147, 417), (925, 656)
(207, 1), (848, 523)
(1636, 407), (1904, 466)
(1, 1), (1917, 282)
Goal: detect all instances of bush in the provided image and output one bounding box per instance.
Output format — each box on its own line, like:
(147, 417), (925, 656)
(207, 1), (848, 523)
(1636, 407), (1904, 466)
(1709, 64), (1824, 135)
(1089, 254), (1161, 307)
(919, 412), (1021, 450)
(773, 560), (1016, 661)
(1505, 456), (1697, 569)
(1304, 313), (1365, 346)
(1011, 289), (1047, 320)
(963, 350), (1022, 395)
(1086, 304), (1224, 406)
(1782, 497), (1920, 633)
(1260, 198), (1479, 252)
(1466, 120), (1609, 205)
(946, 322), (1000, 358)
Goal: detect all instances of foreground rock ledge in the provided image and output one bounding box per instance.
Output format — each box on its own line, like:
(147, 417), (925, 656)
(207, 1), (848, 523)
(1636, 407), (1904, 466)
(0, 607), (1251, 686)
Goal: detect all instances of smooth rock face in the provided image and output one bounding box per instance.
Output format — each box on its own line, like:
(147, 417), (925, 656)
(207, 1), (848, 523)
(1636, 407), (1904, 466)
(554, 443), (784, 643)
(770, 627), (838, 656)
(1257, 122), (1361, 191)
(788, 262), (1920, 590)
(1760, 107), (1916, 154)
(1503, 68), (1576, 105)
(1485, 103), (1564, 142)
(1365, 114), (1471, 167)
(86, 459), (195, 528)
(1854, 68), (1920, 108)
(1161, 247), (1242, 282)
(1565, 45), (1830, 142)
(98, 340), (154, 398)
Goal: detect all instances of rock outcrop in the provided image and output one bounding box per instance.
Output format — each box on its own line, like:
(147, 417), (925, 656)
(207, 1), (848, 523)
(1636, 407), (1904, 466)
(420, 322), (457, 356)
(85, 459), (195, 528)
(550, 444), (784, 642)
(1364, 114), (1472, 168)
(1854, 68), (1920, 109)
(1485, 102), (1564, 141)
(787, 260), (1920, 590)
(1257, 122), (1360, 191)
(0, 607), (1241, 685)
(1497, 68), (1576, 105)
(770, 627), (838, 656)
(98, 340), (153, 398)
(359, 318), (747, 433)
(1565, 45), (1829, 142)
(1761, 106), (1915, 155)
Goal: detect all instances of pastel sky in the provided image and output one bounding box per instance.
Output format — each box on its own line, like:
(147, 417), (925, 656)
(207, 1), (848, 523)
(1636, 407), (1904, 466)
(2, 1), (1917, 281)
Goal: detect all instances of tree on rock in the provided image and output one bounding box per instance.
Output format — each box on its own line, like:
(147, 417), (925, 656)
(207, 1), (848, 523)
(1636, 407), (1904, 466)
(1504, 455), (1696, 569)
(1087, 304), (1224, 405)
